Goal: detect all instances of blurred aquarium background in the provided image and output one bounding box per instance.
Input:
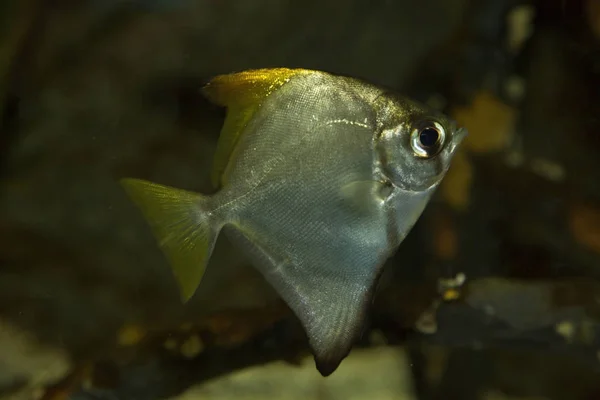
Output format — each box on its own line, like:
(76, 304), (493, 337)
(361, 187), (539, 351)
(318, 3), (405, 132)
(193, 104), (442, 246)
(0, 0), (599, 399)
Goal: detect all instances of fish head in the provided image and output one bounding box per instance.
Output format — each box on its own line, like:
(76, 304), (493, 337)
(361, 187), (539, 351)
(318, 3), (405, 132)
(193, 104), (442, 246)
(374, 94), (467, 193)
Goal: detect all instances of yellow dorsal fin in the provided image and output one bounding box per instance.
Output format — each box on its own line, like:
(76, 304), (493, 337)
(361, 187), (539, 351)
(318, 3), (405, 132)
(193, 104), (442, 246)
(203, 68), (312, 189)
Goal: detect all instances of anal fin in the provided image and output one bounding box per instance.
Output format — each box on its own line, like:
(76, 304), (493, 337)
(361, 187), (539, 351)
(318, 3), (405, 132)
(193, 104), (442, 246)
(223, 223), (379, 376)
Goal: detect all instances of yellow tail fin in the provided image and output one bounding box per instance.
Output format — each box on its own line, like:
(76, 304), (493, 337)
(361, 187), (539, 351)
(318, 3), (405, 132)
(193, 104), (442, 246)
(120, 178), (218, 302)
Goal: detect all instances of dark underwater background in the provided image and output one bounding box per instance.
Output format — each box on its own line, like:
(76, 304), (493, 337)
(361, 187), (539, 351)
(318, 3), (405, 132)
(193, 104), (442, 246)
(0, 0), (599, 399)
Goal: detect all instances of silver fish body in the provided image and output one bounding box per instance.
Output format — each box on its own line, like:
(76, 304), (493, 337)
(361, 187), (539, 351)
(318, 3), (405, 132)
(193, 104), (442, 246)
(120, 68), (466, 375)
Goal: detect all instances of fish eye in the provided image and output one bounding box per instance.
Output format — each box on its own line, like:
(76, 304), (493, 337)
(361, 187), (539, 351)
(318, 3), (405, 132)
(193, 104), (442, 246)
(410, 121), (446, 158)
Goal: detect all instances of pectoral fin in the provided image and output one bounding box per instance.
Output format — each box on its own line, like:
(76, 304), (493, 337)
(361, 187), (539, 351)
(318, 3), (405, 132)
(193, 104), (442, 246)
(340, 180), (392, 217)
(202, 68), (312, 189)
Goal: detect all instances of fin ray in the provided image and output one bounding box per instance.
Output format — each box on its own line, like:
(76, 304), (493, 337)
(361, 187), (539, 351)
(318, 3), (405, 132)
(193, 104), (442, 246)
(223, 223), (379, 376)
(120, 178), (219, 301)
(202, 68), (312, 188)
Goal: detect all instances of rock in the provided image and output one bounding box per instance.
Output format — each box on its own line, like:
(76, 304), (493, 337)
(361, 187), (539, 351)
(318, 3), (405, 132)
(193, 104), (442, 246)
(0, 319), (71, 400)
(167, 347), (417, 400)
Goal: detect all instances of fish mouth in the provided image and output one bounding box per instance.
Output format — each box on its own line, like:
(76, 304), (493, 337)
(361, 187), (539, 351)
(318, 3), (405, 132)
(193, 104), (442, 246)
(454, 127), (468, 143)
(448, 127), (468, 154)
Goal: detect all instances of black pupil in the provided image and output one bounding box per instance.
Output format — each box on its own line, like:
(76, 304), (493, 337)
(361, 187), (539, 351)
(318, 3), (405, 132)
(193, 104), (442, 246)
(419, 128), (439, 147)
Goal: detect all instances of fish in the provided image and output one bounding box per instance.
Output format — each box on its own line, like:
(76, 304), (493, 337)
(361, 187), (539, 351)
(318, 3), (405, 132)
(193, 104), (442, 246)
(120, 68), (467, 376)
